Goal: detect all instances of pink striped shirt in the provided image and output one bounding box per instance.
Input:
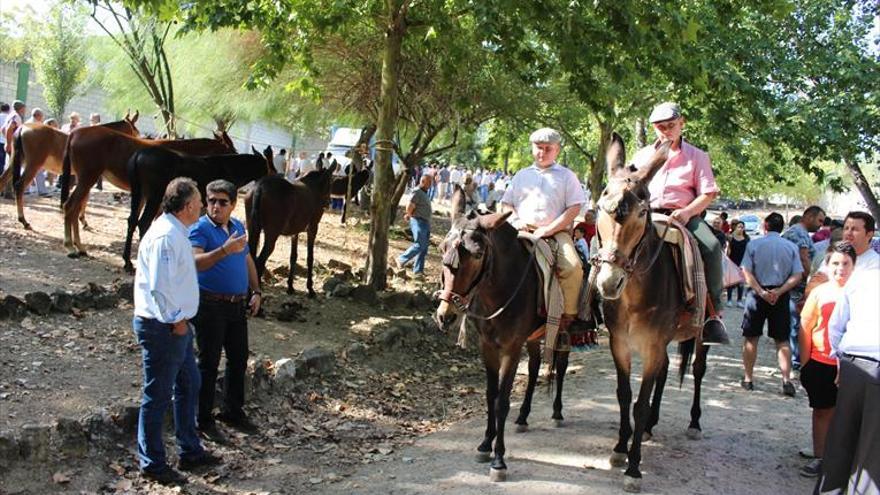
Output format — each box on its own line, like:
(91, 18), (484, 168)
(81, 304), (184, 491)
(633, 139), (719, 210)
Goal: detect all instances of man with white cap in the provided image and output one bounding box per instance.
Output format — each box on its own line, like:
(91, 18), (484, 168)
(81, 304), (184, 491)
(633, 102), (728, 345)
(502, 128), (585, 327)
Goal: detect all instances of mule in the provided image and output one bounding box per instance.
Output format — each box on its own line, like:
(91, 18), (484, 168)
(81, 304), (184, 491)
(122, 146), (272, 272)
(434, 188), (573, 482)
(245, 163), (336, 296)
(331, 164), (372, 222)
(59, 129), (234, 257)
(0, 113), (139, 230)
(594, 133), (710, 493)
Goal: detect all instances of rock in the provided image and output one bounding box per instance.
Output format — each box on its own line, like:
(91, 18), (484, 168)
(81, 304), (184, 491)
(50, 291), (74, 313)
(2, 295), (28, 320)
(331, 283), (354, 298)
(0, 303), (7, 320)
(343, 342), (368, 361)
(273, 300), (304, 322)
(351, 285), (379, 305)
(273, 358), (297, 387)
(338, 269), (357, 282)
(410, 290), (434, 310)
(19, 424), (52, 461)
(0, 430), (18, 467)
(110, 404), (140, 434)
(114, 281), (135, 303)
(93, 293), (120, 310)
(272, 265), (290, 278)
(322, 276), (343, 294)
(394, 270), (410, 281)
(379, 291), (412, 310)
(393, 320), (423, 344)
(83, 409), (114, 443)
(55, 418), (88, 456)
(295, 346), (336, 377)
(24, 292), (52, 316)
(72, 288), (95, 310)
(327, 259), (352, 272)
(249, 358), (273, 394)
(375, 327), (404, 348)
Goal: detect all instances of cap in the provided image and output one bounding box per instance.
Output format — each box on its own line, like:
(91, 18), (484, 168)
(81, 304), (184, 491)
(529, 127), (562, 144)
(648, 102), (682, 123)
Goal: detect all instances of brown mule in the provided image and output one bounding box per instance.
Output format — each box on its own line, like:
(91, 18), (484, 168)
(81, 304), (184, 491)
(59, 128), (234, 257)
(0, 113), (139, 230)
(594, 133), (711, 493)
(435, 188), (573, 482)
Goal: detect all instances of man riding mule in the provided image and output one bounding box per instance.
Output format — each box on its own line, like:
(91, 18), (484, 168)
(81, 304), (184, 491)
(632, 102), (728, 345)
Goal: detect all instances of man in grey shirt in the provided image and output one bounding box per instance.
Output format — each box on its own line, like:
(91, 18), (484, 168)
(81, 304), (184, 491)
(396, 174), (433, 279)
(740, 212), (803, 396)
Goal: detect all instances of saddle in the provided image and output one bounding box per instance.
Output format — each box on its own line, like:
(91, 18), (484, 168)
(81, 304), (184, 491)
(517, 232), (567, 360)
(650, 214), (707, 331)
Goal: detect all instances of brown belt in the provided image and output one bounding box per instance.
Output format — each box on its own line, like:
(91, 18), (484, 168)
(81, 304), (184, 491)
(200, 291), (248, 303)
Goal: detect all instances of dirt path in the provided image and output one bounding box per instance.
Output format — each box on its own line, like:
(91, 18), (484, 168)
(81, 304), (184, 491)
(323, 310), (816, 495)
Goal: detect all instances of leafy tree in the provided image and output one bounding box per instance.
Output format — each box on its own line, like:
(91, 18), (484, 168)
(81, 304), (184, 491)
(31, 3), (89, 121)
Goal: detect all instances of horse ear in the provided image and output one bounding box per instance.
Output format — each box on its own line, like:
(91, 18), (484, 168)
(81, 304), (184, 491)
(606, 132), (626, 178)
(251, 145), (260, 156)
(632, 139), (672, 184)
(477, 211), (513, 230)
(131, 110), (139, 123)
(450, 184), (465, 221)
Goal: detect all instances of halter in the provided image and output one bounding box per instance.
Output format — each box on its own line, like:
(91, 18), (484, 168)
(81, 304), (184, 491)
(435, 226), (537, 321)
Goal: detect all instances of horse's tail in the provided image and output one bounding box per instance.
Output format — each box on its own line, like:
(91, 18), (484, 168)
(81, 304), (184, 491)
(10, 127), (24, 192)
(60, 138), (73, 209)
(678, 338), (696, 388)
(247, 180), (263, 271)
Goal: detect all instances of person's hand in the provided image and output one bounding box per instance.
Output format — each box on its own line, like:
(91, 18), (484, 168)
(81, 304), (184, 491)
(404, 213), (411, 222)
(172, 320), (188, 336)
(248, 292), (261, 316)
(670, 208), (692, 225)
(835, 363), (840, 386)
(4, 143), (10, 155)
(533, 226), (552, 239)
(222, 232), (248, 255)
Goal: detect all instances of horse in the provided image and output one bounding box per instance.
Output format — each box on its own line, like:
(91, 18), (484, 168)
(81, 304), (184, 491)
(0, 112), (140, 230)
(434, 187), (573, 483)
(330, 164), (372, 222)
(245, 162), (336, 297)
(122, 146), (273, 273)
(594, 133), (710, 493)
(59, 129), (234, 257)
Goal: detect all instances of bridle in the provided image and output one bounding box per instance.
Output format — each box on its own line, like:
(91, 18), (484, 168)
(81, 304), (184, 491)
(435, 225), (537, 321)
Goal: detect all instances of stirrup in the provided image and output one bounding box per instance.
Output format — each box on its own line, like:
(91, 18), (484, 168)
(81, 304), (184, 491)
(702, 317), (729, 346)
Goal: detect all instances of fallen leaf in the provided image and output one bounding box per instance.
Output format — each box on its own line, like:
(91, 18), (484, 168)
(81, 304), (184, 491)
(109, 462), (126, 475)
(52, 471), (72, 484)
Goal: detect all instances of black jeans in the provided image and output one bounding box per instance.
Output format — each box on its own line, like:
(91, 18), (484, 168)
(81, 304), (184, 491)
(727, 284), (744, 301)
(192, 298), (249, 425)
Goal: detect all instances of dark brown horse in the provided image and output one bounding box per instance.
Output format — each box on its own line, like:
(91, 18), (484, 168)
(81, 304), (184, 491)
(122, 146), (271, 272)
(59, 129), (234, 257)
(434, 189), (572, 482)
(594, 133), (710, 493)
(245, 163), (336, 296)
(0, 113), (139, 230)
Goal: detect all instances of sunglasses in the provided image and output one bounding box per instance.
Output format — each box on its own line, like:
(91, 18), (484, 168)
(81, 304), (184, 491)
(207, 198), (231, 206)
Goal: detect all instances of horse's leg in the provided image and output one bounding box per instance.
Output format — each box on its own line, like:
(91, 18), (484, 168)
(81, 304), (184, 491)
(514, 340), (541, 432)
(552, 350), (570, 426)
(687, 344), (711, 439)
(644, 352), (669, 441)
(624, 350), (663, 493)
(73, 190), (92, 255)
(305, 226), (317, 297)
(609, 332), (633, 468)
(122, 196), (143, 274)
(477, 340), (500, 463)
(14, 162), (39, 230)
(287, 234), (298, 294)
(489, 347), (521, 481)
(257, 232), (278, 283)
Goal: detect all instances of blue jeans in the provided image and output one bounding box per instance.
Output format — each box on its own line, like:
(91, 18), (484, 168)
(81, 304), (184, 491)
(132, 316), (204, 473)
(398, 218), (430, 274)
(789, 292), (803, 365)
(478, 185), (488, 203)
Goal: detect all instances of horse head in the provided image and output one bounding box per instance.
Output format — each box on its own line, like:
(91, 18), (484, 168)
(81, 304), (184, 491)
(594, 132), (670, 300)
(435, 210), (512, 331)
(122, 110), (140, 135)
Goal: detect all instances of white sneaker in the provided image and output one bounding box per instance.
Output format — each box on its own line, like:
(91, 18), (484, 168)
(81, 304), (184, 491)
(726, 300), (734, 307)
(737, 301), (745, 308)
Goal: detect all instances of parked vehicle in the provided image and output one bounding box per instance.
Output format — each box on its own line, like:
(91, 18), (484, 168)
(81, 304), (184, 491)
(739, 214), (761, 236)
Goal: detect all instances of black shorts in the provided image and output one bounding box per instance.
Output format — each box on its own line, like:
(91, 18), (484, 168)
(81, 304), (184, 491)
(741, 288), (790, 341)
(800, 360), (838, 409)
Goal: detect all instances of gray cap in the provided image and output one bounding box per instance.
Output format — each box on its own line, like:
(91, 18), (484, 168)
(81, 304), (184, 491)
(648, 102), (682, 123)
(529, 127), (562, 144)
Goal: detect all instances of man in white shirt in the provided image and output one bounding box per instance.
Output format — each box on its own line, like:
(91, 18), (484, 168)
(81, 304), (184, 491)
(133, 178), (221, 485)
(502, 127), (585, 323)
(810, 212), (878, 287)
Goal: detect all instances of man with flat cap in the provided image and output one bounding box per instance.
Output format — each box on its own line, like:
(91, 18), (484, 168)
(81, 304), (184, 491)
(633, 102), (728, 345)
(502, 128), (585, 329)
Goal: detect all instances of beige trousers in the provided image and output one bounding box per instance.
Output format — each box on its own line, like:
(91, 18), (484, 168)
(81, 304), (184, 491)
(552, 231), (584, 315)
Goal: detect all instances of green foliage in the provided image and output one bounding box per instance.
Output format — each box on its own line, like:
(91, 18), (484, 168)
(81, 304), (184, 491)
(31, 3), (89, 120)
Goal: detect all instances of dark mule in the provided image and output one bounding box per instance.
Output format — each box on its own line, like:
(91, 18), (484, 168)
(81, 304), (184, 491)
(0, 113), (139, 230)
(245, 163), (336, 296)
(434, 187), (572, 482)
(122, 146), (272, 272)
(59, 129), (234, 257)
(331, 164), (372, 222)
(594, 134), (710, 493)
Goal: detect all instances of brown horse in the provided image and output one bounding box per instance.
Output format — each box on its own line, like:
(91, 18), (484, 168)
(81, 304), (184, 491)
(0, 113), (139, 230)
(59, 128), (234, 257)
(434, 189), (573, 483)
(594, 133), (710, 493)
(245, 163), (336, 296)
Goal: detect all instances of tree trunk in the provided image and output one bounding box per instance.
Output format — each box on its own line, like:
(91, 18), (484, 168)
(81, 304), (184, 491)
(635, 117), (647, 148)
(364, 13), (405, 291)
(589, 119), (613, 208)
(844, 157), (880, 222)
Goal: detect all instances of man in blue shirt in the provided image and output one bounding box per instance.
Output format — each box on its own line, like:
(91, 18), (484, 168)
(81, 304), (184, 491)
(740, 212), (804, 396)
(189, 180), (262, 441)
(782, 205), (825, 369)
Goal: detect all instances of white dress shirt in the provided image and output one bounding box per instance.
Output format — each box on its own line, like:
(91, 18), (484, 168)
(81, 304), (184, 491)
(829, 268), (880, 361)
(134, 213), (199, 323)
(501, 163), (585, 228)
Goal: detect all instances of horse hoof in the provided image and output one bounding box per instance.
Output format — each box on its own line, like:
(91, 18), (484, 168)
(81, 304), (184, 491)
(475, 451), (492, 463)
(515, 423), (528, 433)
(21, 222), (32, 231)
(489, 467), (507, 482)
(609, 452), (628, 467)
(67, 252), (80, 259)
(553, 419), (564, 428)
(643, 432), (652, 442)
(623, 475), (642, 493)
(686, 427), (702, 440)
